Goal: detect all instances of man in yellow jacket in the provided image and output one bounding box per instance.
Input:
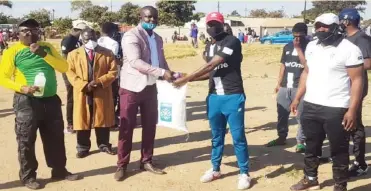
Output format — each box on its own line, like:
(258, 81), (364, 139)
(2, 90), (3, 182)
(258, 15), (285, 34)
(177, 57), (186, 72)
(0, 19), (81, 190)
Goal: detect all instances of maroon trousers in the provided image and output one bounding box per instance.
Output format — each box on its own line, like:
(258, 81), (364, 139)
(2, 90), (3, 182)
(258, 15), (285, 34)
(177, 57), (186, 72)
(117, 85), (158, 168)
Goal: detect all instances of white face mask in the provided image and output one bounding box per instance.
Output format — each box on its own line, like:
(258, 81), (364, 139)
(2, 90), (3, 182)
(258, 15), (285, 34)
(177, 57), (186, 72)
(85, 40), (97, 50)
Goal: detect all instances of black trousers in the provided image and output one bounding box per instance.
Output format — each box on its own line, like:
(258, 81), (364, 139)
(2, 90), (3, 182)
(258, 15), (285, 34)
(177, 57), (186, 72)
(62, 73), (73, 126)
(351, 98), (366, 166)
(13, 93), (67, 183)
(76, 104), (111, 152)
(76, 128), (111, 152)
(301, 101), (350, 184)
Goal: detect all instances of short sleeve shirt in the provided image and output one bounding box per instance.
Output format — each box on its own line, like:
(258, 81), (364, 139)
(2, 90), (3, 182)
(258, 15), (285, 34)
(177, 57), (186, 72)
(204, 34), (244, 95)
(60, 34), (81, 56)
(346, 31), (371, 97)
(97, 36), (119, 57)
(304, 38), (363, 108)
(280, 42), (306, 88)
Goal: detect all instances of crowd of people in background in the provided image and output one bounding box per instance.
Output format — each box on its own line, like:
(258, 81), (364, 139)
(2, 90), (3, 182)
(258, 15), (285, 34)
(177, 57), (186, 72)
(0, 4), (370, 191)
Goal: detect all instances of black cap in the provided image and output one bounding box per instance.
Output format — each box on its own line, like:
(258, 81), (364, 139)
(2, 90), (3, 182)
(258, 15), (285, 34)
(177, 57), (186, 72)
(18, 18), (40, 28)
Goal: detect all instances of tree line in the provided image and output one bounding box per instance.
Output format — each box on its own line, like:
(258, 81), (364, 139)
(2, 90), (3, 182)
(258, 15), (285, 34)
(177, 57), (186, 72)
(0, 0), (368, 34)
(0, 0), (203, 34)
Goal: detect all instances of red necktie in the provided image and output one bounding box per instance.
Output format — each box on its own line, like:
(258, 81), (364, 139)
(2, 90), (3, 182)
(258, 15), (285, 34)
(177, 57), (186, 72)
(88, 49), (94, 61)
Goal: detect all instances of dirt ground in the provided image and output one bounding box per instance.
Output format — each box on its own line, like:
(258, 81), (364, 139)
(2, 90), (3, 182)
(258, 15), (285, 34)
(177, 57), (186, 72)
(0, 43), (370, 191)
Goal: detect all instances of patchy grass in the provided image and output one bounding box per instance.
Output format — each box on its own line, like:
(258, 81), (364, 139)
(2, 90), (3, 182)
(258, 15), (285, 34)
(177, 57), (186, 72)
(242, 43), (283, 65)
(163, 43), (198, 60)
(1, 41), (284, 66)
(49, 40), (198, 60)
(265, 164), (303, 180)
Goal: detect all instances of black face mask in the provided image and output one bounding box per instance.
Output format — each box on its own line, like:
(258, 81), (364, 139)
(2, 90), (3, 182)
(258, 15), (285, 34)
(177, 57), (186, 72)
(207, 26), (224, 39)
(316, 31), (340, 46)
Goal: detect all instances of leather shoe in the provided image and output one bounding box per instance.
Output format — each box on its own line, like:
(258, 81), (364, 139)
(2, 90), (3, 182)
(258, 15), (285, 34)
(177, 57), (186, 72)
(24, 178), (41, 190)
(140, 163), (166, 175)
(114, 167), (126, 181)
(51, 169), (82, 181)
(76, 151), (89, 158)
(100, 147), (116, 155)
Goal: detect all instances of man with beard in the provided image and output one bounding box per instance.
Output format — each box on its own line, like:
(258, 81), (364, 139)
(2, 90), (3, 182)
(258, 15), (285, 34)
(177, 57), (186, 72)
(290, 13), (364, 191)
(338, 8), (370, 177)
(266, 23), (309, 153)
(0, 19), (80, 190)
(60, 22), (88, 134)
(173, 12), (251, 190)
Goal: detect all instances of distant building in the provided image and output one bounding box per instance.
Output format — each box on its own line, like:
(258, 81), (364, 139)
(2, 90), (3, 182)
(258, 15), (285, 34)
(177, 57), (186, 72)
(184, 16), (307, 37)
(0, 24), (17, 31)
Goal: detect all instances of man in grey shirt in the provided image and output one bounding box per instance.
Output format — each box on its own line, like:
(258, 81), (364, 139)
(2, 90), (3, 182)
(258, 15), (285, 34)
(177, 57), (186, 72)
(339, 8), (370, 177)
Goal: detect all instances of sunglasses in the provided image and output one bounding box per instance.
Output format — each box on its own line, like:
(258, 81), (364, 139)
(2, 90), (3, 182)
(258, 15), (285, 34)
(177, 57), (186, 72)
(314, 22), (330, 30)
(19, 28), (40, 34)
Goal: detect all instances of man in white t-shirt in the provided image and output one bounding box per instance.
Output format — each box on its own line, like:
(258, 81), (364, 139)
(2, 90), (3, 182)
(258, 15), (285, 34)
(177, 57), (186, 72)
(98, 22), (121, 128)
(98, 22), (119, 56)
(289, 13), (364, 191)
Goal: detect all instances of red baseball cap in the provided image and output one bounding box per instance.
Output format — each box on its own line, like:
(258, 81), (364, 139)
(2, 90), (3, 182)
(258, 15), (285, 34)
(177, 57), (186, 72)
(206, 12), (224, 24)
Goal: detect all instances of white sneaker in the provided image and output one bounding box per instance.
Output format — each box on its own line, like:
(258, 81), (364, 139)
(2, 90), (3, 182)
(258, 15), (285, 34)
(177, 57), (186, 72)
(200, 168), (221, 183)
(238, 174), (252, 190)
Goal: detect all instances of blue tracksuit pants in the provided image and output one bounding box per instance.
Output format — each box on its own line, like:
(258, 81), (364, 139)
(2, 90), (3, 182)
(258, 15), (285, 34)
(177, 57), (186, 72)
(207, 93), (249, 174)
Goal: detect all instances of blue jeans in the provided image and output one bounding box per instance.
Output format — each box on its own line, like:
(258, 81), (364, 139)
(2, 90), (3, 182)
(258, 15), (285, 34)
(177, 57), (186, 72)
(207, 93), (249, 174)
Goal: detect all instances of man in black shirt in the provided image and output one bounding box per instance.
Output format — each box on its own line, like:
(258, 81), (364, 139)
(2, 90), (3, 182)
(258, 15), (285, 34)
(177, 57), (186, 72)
(60, 22), (88, 134)
(266, 23), (309, 153)
(173, 12), (251, 190)
(339, 8), (370, 177)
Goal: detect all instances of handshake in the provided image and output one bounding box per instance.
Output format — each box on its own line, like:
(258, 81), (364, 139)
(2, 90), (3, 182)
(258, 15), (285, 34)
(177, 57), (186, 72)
(161, 70), (188, 87)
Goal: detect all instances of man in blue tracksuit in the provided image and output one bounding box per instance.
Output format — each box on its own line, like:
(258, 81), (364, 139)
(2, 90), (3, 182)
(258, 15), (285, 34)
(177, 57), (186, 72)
(173, 12), (250, 190)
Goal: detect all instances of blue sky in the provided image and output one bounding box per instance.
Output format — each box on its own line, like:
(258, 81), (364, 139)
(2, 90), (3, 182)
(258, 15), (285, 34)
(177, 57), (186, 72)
(1, 1), (371, 19)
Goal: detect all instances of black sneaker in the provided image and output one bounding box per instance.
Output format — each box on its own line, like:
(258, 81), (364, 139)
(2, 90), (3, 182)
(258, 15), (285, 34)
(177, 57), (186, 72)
(290, 177), (320, 191)
(334, 183), (347, 191)
(349, 162), (369, 177)
(24, 178), (41, 190)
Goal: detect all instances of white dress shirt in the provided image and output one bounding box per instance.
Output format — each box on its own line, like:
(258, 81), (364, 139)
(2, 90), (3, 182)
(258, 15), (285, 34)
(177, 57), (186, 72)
(97, 36), (119, 56)
(98, 36), (120, 79)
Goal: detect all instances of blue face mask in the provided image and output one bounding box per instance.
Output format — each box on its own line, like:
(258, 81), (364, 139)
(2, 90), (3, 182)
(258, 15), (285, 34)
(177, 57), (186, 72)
(141, 22), (157, 30)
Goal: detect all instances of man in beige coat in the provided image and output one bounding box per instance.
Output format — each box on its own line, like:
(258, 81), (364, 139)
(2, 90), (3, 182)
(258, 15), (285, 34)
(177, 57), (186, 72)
(67, 28), (117, 158)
